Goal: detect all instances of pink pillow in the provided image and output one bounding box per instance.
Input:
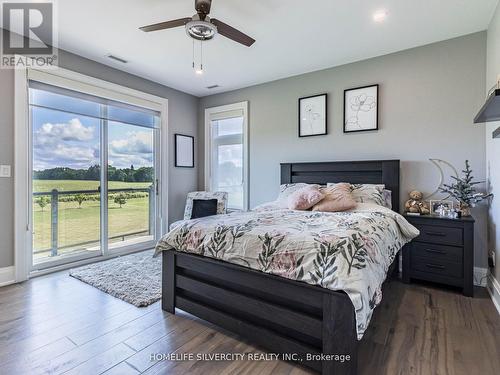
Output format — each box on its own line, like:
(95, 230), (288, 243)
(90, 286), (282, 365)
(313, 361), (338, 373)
(287, 185), (325, 210)
(312, 183), (356, 212)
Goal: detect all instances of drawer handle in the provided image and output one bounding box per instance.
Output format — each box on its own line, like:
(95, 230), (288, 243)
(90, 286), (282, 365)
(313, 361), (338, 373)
(425, 263), (445, 270)
(425, 231), (446, 237)
(425, 248), (446, 255)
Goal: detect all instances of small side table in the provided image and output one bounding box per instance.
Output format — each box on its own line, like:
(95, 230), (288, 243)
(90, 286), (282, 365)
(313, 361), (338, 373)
(402, 214), (474, 297)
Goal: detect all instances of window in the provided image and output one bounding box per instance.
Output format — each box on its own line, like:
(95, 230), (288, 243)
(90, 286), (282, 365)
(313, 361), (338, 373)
(205, 102), (248, 210)
(25, 69), (165, 270)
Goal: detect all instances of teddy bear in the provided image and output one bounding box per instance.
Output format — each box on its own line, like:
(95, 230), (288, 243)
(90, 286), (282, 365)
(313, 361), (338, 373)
(404, 190), (430, 215)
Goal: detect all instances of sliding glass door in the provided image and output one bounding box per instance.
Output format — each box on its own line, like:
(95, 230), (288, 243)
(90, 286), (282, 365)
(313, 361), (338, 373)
(29, 80), (161, 270)
(107, 121), (156, 250)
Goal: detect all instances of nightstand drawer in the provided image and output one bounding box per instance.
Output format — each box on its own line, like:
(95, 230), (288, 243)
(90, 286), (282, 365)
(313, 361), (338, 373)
(411, 242), (463, 263)
(411, 256), (463, 279)
(416, 225), (463, 246)
(402, 214), (474, 296)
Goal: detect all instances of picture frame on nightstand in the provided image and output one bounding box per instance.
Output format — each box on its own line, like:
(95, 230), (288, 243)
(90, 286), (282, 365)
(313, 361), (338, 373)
(429, 200), (453, 215)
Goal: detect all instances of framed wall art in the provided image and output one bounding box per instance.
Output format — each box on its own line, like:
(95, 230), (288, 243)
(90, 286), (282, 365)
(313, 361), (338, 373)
(344, 84), (379, 133)
(175, 134), (194, 168)
(298, 93), (327, 137)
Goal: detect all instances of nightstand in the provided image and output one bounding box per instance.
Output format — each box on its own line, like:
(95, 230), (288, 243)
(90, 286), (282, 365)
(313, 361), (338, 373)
(402, 214), (474, 297)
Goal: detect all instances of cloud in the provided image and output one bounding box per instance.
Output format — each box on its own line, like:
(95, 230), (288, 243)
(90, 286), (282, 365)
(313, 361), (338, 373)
(109, 131), (152, 155)
(36, 118), (95, 145)
(33, 118), (98, 170)
(34, 144), (98, 170)
(32, 121), (153, 170)
(109, 131), (153, 168)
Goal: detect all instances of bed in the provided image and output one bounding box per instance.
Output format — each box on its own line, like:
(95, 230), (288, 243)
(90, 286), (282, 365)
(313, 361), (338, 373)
(156, 160), (417, 374)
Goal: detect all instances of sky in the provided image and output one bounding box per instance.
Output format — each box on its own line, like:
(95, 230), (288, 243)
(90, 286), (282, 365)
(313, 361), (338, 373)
(31, 97), (155, 171)
(31, 90), (243, 178)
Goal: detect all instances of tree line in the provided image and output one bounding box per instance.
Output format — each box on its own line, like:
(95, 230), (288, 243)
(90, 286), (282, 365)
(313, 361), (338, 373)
(33, 165), (154, 182)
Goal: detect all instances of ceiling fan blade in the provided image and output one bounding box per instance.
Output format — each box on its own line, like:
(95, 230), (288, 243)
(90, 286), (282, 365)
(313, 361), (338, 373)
(139, 17), (192, 32)
(195, 0), (212, 15)
(211, 18), (255, 47)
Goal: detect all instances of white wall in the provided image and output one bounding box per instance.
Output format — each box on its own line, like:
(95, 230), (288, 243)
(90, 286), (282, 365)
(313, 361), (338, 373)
(199, 32), (489, 268)
(486, 2), (500, 283)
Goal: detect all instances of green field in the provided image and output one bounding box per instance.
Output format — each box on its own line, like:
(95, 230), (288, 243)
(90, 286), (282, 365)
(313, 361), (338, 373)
(33, 180), (153, 254)
(33, 179), (152, 193)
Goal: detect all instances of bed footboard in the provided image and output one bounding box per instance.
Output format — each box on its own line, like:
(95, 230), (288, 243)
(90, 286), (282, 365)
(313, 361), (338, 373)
(162, 250), (357, 374)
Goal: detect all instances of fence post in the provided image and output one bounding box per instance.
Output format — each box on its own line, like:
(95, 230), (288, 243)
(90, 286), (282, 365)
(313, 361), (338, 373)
(51, 189), (58, 257)
(149, 185), (155, 235)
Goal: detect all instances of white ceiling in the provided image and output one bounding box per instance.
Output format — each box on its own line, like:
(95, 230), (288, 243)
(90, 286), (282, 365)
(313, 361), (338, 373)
(39, 0), (500, 96)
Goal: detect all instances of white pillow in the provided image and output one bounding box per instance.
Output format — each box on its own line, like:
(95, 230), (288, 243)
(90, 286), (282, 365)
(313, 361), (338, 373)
(327, 183), (386, 206)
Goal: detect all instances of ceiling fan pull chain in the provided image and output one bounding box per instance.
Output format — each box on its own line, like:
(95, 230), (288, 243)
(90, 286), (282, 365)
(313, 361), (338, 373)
(192, 39), (195, 69)
(200, 40), (203, 72)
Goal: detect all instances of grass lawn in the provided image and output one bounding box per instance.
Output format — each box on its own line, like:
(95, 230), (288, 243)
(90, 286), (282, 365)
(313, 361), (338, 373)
(33, 179), (152, 193)
(33, 180), (153, 252)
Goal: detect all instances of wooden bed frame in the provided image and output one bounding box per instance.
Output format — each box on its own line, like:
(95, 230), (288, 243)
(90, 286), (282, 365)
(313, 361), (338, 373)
(162, 160), (400, 374)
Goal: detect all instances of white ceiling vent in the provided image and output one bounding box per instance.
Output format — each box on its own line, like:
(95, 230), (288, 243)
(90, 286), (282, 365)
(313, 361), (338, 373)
(107, 54), (128, 64)
(206, 84), (219, 89)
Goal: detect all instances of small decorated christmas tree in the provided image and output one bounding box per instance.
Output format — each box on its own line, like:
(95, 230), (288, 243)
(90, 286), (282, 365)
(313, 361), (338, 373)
(439, 160), (492, 216)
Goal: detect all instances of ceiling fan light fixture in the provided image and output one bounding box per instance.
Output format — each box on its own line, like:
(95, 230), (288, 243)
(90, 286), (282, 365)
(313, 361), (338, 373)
(185, 19), (217, 41)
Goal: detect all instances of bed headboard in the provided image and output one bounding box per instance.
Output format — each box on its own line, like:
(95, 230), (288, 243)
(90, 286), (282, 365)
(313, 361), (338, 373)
(280, 160), (400, 212)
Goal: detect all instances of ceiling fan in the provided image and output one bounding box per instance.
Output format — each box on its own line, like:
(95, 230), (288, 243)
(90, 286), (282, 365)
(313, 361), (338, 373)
(139, 0), (255, 47)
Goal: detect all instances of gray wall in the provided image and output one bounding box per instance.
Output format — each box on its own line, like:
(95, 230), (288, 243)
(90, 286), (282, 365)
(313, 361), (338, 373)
(486, 3), (500, 282)
(199, 32), (489, 268)
(0, 47), (198, 268)
(0, 68), (15, 269)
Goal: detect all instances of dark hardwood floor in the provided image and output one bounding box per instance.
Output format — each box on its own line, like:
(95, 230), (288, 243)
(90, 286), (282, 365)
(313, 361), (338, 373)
(1, 270), (499, 374)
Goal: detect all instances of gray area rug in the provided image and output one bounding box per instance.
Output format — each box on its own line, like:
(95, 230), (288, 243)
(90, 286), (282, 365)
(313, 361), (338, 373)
(69, 250), (161, 307)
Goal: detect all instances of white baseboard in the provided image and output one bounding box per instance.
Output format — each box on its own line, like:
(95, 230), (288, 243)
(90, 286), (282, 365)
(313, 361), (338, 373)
(474, 267), (488, 287)
(486, 272), (500, 316)
(0, 266), (15, 287)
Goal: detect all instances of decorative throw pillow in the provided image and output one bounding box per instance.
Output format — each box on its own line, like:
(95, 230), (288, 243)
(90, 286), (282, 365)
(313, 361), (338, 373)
(287, 185), (325, 210)
(277, 183), (319, 208)
(191, 199), (218, 219)
(184, 191), (228, 220)
(312, 183), (356, 212)
(382, 189), (392, 209)
(350, 184), (385, 206)
(328, 183), (385, 206)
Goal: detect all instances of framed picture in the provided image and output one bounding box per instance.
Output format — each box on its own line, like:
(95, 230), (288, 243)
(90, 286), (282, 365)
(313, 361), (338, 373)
(429, 200), (453, 215)
(174, 134), (194, 168)
(298, 93), (327, 137)
(344, 84), (379, 133)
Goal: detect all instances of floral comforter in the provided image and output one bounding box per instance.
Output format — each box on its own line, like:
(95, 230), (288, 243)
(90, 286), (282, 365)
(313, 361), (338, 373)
(154, 203), (419, 339)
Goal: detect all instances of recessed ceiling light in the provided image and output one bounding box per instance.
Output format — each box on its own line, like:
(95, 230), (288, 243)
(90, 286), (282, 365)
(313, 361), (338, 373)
(373, 10), (388, 23)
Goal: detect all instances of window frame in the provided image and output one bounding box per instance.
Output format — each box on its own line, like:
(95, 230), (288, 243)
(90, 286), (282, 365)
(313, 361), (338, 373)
(14, 61), (169, 281)
(204, 101), (249, 211)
